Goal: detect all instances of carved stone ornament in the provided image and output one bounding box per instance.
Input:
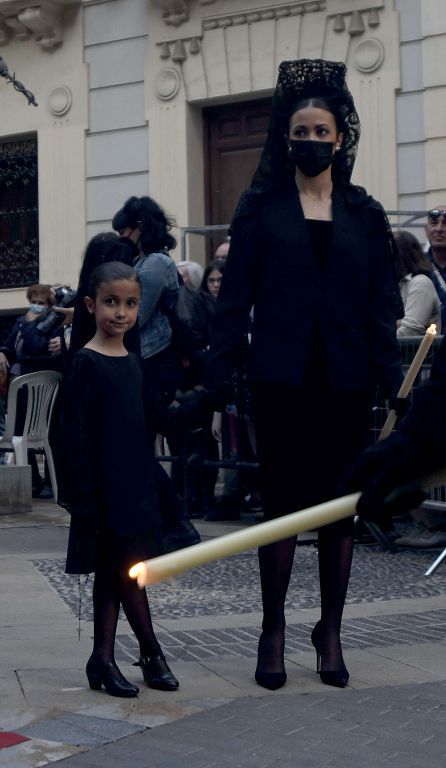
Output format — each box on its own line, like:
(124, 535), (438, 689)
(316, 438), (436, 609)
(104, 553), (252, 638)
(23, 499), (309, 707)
(48, 84), (72, 115)
(154, 67), (181, 100)
(151, 0), (219, 27)
(0, 0), (79, 49)
(202, 1), (326, 31)
(151, 0), (189, 27)
(354, 37), (384, 73)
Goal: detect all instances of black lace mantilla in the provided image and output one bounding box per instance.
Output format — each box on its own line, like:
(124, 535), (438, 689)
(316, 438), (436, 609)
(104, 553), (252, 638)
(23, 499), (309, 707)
(231, 58), (361, 227)
(277, 58), (348, 95)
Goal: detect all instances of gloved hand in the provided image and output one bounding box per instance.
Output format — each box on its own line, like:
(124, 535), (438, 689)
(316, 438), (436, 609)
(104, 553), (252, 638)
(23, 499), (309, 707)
(387, 394), (411, 423)
(340, 434), (428, 525)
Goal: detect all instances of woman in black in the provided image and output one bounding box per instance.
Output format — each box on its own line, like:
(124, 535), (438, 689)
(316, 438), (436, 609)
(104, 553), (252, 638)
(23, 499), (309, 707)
(206, 59), (403, 690)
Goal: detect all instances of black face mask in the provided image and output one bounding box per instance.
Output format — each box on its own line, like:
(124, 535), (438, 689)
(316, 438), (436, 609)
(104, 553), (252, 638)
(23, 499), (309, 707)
(288, 140), (335, 177)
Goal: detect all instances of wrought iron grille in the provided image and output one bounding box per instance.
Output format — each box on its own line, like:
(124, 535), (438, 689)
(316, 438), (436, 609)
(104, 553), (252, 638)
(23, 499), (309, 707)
(0, 137), (39, 289)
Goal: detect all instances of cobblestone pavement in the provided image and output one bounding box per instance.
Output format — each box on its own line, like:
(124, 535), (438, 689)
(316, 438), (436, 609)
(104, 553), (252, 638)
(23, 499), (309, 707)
(33, 541), (446, 621)
(114, 608), (446, 663)
(1, 504), (446, 768)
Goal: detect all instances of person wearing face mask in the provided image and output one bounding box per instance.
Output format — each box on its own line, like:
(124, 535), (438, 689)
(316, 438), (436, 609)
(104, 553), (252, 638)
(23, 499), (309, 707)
(112, 196), (202, 552)
(0, 283), (61, 496)
(205, 59), (403, 692)
(0, 283), (56, 379)
(112, 196), (181, 402)
(425, 206), (446, 329)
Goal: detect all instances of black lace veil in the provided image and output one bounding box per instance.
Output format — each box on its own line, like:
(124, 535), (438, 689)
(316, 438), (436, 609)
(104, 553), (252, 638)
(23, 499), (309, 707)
(232, 59), (361, 226)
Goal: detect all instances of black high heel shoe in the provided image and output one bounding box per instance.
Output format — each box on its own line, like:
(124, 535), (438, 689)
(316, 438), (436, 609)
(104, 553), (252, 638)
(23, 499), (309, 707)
(311, 621), (349, 688)
(255, 631), (287, 691)
(86, 656), (139, 698)
(134, 655), (179, 691)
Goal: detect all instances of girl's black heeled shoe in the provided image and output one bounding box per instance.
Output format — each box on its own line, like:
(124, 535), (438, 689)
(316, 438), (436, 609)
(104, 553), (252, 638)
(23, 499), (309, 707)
(254, 632), (287, 691)
(86, 657), (139, 698)
(311, 622), (349, 689)
(134, 655), (179, 691)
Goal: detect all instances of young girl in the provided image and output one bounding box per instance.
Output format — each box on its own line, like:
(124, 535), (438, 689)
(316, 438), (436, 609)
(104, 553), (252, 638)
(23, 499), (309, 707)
(64, 261), (207, 698)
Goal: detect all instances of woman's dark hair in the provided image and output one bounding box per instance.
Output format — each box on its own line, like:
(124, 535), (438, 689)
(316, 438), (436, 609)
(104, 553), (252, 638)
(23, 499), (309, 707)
(200, 259), (226, 294)
(289, 96), (344, 135)
(70, 232), (141, 355)
(112, 195), (177, 254)
(87, 261), (141, 299)
(393, 230), (432, 283)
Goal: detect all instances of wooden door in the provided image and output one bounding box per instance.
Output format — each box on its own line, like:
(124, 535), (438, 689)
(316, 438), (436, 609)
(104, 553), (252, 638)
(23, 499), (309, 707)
(204, 99), (270, 257)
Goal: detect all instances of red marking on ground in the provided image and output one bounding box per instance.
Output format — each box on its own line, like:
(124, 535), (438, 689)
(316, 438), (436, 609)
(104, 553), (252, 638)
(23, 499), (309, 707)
(0, 732), (30, 749)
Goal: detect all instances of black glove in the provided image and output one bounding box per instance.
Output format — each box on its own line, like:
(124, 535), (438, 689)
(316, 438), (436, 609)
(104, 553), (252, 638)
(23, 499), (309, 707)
(387, 395), (411, 423)
(340, 434), (428, 525)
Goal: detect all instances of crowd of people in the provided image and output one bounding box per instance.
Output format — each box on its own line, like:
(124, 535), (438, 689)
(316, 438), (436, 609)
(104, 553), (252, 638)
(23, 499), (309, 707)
(1, 57), (446, 699)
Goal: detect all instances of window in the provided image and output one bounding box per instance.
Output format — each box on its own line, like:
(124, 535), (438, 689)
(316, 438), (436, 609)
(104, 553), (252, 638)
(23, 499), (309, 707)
(0, 136), (38, 289)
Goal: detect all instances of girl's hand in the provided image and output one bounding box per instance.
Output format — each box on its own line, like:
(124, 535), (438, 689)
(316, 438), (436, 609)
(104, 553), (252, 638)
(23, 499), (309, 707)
(0, 352), (9, 374)
(212, 411), (222, 441)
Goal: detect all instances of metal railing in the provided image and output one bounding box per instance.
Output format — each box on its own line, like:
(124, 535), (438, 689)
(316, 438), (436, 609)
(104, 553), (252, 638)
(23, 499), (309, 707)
(177, 210), (431, 260)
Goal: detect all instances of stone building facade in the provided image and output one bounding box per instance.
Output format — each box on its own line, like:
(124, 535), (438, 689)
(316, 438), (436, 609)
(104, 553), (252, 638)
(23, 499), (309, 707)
(0, 0), (445, 315)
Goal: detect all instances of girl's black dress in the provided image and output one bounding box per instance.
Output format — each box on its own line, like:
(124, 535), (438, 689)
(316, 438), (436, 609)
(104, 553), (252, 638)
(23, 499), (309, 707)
(65, 349), (163, 574)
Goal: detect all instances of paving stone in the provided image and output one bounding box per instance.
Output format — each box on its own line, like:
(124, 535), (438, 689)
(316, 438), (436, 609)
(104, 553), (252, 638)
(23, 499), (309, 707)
(50, 682), (446, 767)
(21, 712), (144, 748)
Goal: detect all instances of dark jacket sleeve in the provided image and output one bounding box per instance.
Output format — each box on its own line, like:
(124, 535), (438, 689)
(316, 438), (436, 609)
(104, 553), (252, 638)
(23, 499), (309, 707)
(367, 204), (404, 396)
(144, 381), (211, 438)
(19, 317), (60, 357)
(204, 213), (257, 394)
(63, 352), (100, 518)
(0, 318), (24, 363)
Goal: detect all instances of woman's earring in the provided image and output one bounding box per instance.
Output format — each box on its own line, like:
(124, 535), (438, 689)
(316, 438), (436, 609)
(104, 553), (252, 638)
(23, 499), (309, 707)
(287, 145), (293, 156)
(336, 145), (341, 152)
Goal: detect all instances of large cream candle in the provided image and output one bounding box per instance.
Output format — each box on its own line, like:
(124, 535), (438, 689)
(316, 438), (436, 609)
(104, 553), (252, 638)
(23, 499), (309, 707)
(130, 493), (360, 587)
(380, 324), (437, 440)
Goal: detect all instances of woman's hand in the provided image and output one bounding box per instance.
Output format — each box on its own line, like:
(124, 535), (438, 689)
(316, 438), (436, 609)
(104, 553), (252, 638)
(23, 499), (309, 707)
(212, 411), (222, 441)
(53, 306), (74, 326)
(48, 337), (62, 355)
(0, 352), (10, 374)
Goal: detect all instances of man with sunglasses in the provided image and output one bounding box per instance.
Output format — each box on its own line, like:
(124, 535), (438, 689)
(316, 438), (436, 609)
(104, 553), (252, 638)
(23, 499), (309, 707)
(426, 207), (446, 329)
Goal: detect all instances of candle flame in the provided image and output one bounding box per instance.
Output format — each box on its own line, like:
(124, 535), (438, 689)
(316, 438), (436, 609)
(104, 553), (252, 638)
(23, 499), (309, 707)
(129, 562), (145, 580)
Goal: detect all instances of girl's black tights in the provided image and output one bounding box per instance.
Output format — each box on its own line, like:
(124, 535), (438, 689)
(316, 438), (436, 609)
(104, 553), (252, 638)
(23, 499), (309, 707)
(92, 564), (162, 662)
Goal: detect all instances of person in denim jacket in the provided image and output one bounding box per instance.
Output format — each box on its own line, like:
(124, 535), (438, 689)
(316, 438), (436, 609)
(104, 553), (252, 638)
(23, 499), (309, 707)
(112, 196), (200, 551)
(112, 196), (180, 402)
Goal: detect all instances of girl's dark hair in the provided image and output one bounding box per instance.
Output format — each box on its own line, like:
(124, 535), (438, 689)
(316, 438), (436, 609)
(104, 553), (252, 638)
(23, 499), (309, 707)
(200, 258), (226, 293)
(112, 195), (177, 254)
(393, 230), (432, 282)
(81, 232), (135, 275)
(87, 261), (141, 299)
(70, 232), (141, 355)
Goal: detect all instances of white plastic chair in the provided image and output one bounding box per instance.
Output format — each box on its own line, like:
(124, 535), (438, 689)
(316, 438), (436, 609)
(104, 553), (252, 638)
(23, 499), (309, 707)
(0, 371), (62, 500)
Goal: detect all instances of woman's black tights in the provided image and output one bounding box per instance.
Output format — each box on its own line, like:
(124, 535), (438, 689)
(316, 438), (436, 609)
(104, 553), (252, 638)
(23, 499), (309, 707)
(258, 518), (354, 673)
(92, 564), (162, 663)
